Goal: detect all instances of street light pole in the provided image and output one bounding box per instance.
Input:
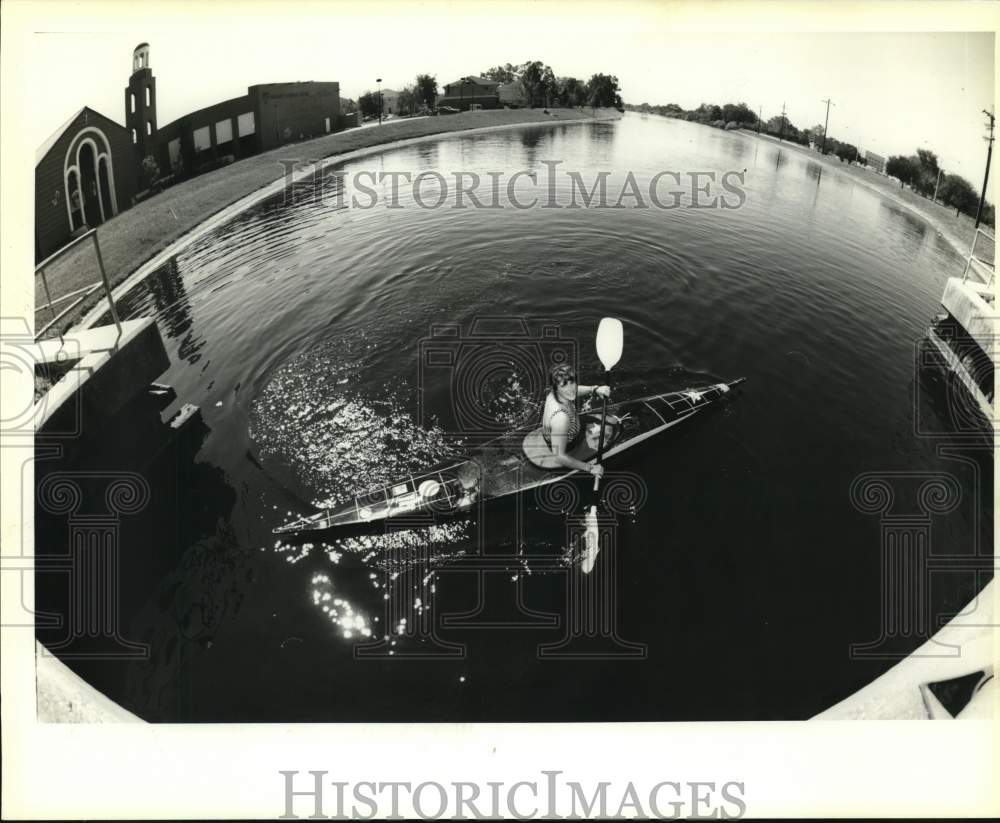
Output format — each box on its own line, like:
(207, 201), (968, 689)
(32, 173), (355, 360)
(975, 108), (995, 229)
(377, 78), (383, 126)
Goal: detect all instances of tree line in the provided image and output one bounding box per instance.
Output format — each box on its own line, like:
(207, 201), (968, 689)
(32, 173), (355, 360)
(353, 74), (440, 119)
(481, 62), (622, 109)
(348, 63), (622, 118)
(627, 101), (863, 162)
(885, 150), (993, 226)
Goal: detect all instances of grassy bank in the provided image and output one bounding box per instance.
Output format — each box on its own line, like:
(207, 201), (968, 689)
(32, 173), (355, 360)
(744, 129), (995, 264)
(40, 107), (620, 335)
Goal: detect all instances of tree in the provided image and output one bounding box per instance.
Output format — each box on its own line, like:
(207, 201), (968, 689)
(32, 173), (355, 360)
(722, 102), (755, 125)
(585, 73), (622, 109)
(559, 76), (587, 107)
(358, 91), (381, 119)
(835, 143), (859, 163)
(693, 103), (722, 123)
(539, 64), (557, 107)
(519, 61), (544, 107)
(886, 155), (916, 188)
(937, 173), (979, 217)
(765, 115), (786, 135)
(140, 155), (160, 189)
(910, 149), (941, 198)
(415, 74), (438, 110)
(806, 124), (825, 147)
(482, 64), (518, 83)
(520, 61), (558, 107)
(397, 86), (419, 116)
(916, 148), (939, 174)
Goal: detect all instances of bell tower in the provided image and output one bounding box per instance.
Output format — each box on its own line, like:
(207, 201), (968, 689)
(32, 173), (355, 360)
(125, 43), (157, 164)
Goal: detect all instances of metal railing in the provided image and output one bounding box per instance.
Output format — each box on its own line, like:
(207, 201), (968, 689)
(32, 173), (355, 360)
(962, 226), (995, 289)
(35, 229), (121, 341)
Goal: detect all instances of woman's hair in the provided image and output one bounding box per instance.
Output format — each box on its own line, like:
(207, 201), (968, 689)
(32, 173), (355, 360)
(549, 363), (577, 394)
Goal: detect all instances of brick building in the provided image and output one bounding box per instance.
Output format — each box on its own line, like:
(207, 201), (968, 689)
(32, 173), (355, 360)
(437, 76), (500, 111)
(35, 42), (349, 261)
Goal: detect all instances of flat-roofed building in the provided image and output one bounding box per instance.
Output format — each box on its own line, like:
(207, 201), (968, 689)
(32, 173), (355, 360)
(865, 150), (886, 174)
(154, 81), (343, 176)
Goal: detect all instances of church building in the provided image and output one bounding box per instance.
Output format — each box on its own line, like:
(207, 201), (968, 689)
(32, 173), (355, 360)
(36, 42), (345, 262)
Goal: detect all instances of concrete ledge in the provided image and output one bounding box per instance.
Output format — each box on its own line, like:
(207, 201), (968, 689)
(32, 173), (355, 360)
(36, 317), (169, 435)
(813, 581), (995, 720)
(941, 277), (999, 360)
(35, 641), (143, 723)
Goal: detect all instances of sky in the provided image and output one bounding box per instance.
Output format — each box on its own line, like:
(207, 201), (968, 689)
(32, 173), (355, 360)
(9, 0), (1000, 192)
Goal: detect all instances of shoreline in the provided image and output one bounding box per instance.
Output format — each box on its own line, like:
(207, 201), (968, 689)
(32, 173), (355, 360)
(735, 126), (993, 261)
(43, 108), (622, 334)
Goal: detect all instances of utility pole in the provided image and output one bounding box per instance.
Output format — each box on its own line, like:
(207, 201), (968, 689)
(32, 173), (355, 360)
(757, 105), (762, 135)
(820, 98), (835, 154)
(975, 107), (995, 229)
(779, 102), (786, 142)
(933, 167), (943, 203)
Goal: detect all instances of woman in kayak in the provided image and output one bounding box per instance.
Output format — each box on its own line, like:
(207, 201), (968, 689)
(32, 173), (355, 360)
(543, 363), (610, 477)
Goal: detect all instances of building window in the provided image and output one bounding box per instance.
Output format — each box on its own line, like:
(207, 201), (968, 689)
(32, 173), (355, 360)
(146, 121), (153, 136)
(193, 125), (212, 152)
(131, 129), (137, 144)
(130, 93), (135, 114)
(145, 87), (151, 107)
(237, 111), (255, 137)
(168, 138), (181, 171)
(215, 118), (233, 145)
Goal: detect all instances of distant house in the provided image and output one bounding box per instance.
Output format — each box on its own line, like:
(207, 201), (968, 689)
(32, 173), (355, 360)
(35, 106), (138, 261)
(498, 80), (528, 108)
(865, 150), (886, 174)
(437, 76), (500, 111)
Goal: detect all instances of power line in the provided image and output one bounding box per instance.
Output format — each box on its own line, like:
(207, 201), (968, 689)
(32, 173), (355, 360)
(820, 98), (835, 154)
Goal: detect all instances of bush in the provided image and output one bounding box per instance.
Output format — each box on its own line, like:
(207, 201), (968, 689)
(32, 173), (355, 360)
(140, 155), (160, 189)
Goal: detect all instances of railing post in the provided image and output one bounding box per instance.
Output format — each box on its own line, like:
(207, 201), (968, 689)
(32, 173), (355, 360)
(37, 265), (64, 345)
(90, 232), (121, 339)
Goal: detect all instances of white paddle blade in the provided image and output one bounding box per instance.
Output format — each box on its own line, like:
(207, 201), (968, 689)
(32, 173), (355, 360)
(582, 505), (600, 574)
(596, 318), (624, 372)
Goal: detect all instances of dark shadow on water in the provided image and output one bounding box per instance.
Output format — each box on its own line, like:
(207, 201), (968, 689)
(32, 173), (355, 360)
(35, 390), (243, 721)
(879, 199), (928, 245)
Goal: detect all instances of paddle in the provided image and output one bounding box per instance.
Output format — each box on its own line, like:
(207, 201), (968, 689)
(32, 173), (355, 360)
(582, 317), (623, 574)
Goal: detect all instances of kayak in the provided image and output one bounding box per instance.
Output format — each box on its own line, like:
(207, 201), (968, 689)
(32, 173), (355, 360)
(274, 378), (746, 534)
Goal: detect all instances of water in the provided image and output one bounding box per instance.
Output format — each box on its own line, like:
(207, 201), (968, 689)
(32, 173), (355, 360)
(36, 114), (992, 721)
